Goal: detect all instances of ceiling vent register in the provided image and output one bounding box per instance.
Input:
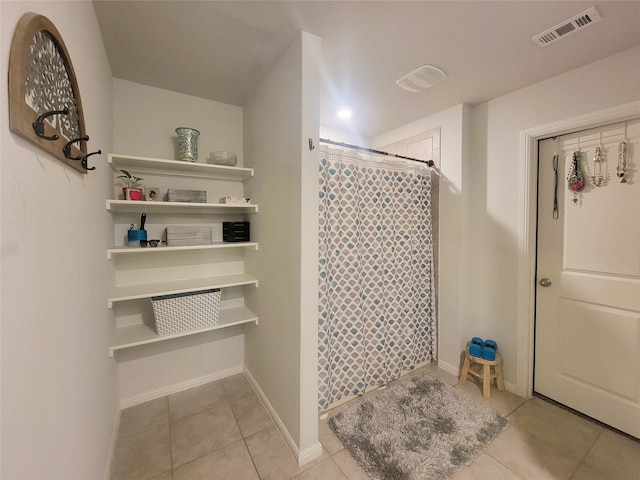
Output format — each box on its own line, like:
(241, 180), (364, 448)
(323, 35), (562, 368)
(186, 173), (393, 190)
(532, 6), (601, 48)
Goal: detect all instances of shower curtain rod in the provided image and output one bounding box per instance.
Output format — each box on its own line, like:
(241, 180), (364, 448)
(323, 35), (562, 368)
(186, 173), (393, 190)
(319, 137), (435, 167)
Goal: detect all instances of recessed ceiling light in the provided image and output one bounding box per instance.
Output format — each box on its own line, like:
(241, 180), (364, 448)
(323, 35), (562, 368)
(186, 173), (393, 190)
(396, 65), (446, 93)
(336, 108), (353, 119)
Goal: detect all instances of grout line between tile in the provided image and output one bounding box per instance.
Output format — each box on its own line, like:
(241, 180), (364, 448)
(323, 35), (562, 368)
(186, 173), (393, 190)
(574, 430), (619, 480)
(224, 383), (263, 479)
(242, 436), (262, 480)
(166, 397), (175, 478)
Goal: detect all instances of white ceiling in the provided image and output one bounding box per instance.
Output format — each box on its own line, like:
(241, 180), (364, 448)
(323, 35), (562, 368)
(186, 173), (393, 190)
(93, 1), (640, 138)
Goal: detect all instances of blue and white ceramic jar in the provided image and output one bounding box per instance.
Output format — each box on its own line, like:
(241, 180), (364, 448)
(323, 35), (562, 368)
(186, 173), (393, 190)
(175, 127), (200, 162)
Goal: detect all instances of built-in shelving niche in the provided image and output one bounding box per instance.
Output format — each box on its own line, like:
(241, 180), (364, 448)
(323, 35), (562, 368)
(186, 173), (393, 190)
(107, 153), (258, 356)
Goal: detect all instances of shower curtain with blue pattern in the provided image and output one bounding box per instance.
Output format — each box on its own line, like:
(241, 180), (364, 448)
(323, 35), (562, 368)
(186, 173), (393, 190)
(318, 145), (437, 411)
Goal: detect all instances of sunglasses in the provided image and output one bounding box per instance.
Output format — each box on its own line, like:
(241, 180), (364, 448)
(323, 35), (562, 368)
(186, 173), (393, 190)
(140, 239), (160, 247)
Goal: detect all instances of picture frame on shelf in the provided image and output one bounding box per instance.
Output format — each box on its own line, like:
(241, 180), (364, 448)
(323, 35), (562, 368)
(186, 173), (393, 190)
(144, 187), (162, 201)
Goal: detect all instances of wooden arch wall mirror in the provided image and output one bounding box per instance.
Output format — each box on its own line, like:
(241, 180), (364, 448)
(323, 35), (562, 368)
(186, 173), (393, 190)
(8, 13), (99, 173)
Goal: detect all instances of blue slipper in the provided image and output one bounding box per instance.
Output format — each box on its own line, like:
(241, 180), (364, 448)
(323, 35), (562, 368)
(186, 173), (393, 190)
(482, 340), (497, 361)
(469, 337), (483, 357)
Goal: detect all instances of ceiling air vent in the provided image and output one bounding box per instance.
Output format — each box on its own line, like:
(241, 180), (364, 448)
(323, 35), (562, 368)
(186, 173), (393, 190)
(532, 6), (601, 48)
(396, 65), (446, 93)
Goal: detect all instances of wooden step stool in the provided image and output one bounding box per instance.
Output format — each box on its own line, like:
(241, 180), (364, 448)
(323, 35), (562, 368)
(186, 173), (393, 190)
(460, 347), (505, 399)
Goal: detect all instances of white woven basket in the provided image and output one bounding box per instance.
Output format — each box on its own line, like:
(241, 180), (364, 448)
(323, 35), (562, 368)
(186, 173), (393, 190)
(151, 289), (221, 335)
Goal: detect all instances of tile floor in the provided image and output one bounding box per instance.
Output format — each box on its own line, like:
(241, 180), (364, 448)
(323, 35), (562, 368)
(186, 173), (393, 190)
(111, 363), (640, 480)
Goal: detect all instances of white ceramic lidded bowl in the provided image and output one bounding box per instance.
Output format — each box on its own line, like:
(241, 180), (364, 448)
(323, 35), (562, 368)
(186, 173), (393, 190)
(208, 151), (237, 166)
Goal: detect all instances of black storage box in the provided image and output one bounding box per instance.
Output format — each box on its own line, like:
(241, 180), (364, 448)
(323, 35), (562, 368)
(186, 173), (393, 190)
(223, 221), (250, 242)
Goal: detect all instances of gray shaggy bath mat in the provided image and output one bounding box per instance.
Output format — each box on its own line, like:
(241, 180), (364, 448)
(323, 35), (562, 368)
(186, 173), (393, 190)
(329, 373), (508, 480)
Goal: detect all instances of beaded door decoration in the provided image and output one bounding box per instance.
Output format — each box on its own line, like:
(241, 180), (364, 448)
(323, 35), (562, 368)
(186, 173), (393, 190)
(567, 150), (586, 205)
(591, 146), (605, 187)
(617, 141), (628, 183)
(552, 153), (559, 219)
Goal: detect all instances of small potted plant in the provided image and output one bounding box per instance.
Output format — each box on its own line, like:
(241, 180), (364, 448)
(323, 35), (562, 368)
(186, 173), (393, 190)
(117, 170), (144, 201)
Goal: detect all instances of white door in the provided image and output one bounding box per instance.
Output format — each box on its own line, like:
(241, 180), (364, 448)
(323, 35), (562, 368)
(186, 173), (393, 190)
(535, 119), (640, 439)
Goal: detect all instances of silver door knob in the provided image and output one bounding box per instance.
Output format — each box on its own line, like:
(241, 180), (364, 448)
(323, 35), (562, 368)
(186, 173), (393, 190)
(539, 278), (552, 287)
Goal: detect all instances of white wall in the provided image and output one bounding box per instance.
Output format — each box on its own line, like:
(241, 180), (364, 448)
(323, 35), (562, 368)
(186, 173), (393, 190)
(111, 79), (247, 404)
(243, 32), (322, 464)
(319, 126), (371, 146)
(464, 44), (640, 389)
(299, 32), (322, 457)
(113, 79), (243, 164)
(1, 2), (116, 478)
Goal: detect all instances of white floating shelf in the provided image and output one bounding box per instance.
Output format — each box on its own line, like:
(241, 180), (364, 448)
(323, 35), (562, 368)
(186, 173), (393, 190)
(106, 199), (258, 214)
(108, 273), (259, 308)
(109, 305), (258, 357)
(109, 153), (254, 180)
(107, 242), (259, 259)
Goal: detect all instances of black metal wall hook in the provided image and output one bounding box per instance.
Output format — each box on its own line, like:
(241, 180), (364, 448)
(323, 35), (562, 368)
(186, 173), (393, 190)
(81, 150), (101, 171)
(63, 134), (89, 160)
(32, 107), (69, 140)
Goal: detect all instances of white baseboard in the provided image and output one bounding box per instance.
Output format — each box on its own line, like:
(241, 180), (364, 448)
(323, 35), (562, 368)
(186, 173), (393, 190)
(120, 365), (244, 408)
(437, 360), (460, 378)
(104, 403), (121, 480)
(244, 367), (323, 466)
(298, 442), (324, 467)
(504, 380), (517, 394)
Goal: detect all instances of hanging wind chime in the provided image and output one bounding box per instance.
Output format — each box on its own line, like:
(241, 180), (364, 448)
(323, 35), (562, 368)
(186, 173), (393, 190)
(567, 150), (586, 205)
(617, 141), (628, 183)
